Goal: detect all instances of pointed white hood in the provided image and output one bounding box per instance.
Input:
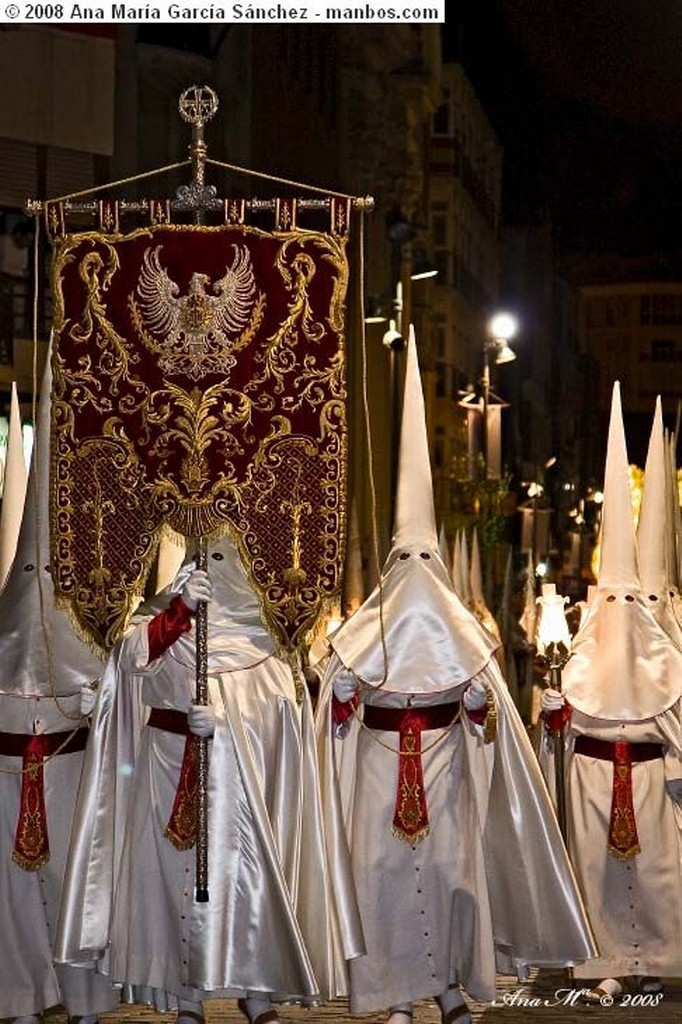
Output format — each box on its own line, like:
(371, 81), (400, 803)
(460, 529), (472, 605)
(438, 522), (450, 572)
(391, 326), (438, 554)
(155, 527), (186, 594)
(563, 383), (682, 720)
(664, 429), (680, 591)
(638, 397), (666, 595)
(470, 527), (501, 641)
(636, 400), (682, 644)
(451, 530), (463, 598)
(519, 557), (537, 645)
(496, 545), (514, 645)
(0, 383), (28, 589)
(0, 352), (104, 695)
(331, 327), (497, 692)
(136, 531), (276, 671)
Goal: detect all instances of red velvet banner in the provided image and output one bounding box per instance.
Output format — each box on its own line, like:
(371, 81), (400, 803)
(51, 221), (348, 651)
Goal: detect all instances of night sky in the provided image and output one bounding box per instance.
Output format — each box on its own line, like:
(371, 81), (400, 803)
(445, 1), (682, 262)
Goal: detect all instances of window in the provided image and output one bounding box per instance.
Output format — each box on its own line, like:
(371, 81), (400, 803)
(651, 339), (678, 362)
(641, 293), (682, 326)
(433, 90), (451, 136)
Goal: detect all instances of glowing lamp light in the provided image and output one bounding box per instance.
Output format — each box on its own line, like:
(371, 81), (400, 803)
(488, 312), (518, 342)
(535, 583), (571, 655)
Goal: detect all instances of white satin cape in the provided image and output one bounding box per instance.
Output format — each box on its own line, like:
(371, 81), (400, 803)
(317, 653), (597, 979)
(55, 580), (364, 1000)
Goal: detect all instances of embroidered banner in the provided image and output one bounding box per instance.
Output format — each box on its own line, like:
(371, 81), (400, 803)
(51, 221), (348, 651)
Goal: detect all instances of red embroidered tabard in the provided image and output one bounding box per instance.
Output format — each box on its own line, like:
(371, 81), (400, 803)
(394, 711), (430, 844)
(608, 740), (641, 860)
(147, 708), (198, 850)
(4, 728), (89, 871)
(14, 734), (50, 870)
(574, 735), (663, 860)
(166, 737), (198, 850)
(363, 703), (461, 845)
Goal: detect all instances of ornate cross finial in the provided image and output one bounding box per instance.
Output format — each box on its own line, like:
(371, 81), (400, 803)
(179, 85), (219, 128)
(175, 85), (221, 214)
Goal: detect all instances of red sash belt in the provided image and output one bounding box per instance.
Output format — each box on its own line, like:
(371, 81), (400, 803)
(147, 708), (198, 850)
(574, 736), (663, 860)
(364, 702), (460, 845)
(0, 727), (89, 872)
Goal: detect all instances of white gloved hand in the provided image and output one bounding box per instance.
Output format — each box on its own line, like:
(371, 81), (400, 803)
(666, 779), (682, 806)
(79, 682), (98, 717)
(540, 687), (566, 713)
(462, 677), (488, 711)
(182, 569), (212, 612)
(333, 669), (358, 704)
(188, 703), (215, 738)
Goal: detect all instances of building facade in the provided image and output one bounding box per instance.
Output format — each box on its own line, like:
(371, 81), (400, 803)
(578, 278), (682, 464)
(425, 63), (504, 525)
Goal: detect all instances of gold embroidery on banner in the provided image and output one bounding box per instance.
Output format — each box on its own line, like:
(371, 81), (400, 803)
(52, 434), (157, 651)
(335, 202), (347, 236)
(280, 458), (313, 588)
(51, 223), (348, 653)
(129, 244), (262, 381)
(226, 199), (245, 225)
(47, 202), (64, 239)
(83, 464), (116, 618)
(248, 232), (348, 395)
(54, 242), (143, 412)
(150, 200), (171, 226)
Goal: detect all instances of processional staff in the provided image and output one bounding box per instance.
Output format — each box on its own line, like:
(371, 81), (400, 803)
(176, 84), (225, 904)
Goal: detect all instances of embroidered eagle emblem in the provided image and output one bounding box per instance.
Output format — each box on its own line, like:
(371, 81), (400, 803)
(134, 244), (258, 379)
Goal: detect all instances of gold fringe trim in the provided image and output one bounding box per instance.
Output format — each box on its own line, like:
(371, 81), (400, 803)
(12, 848), (50, 872)
(608, 841), (641, 861)
(392, 823), (430, 846)
(164, 825), (196, 851)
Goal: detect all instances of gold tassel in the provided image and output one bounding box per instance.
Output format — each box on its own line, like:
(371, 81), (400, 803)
(483, 686), (497, 743)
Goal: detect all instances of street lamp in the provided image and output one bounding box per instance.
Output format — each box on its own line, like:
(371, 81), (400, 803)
(483, 312), (518, 479)
(410, 249), (439, 281)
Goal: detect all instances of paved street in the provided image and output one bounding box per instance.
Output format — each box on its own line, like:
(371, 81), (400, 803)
(33, 970), (680, 1024)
